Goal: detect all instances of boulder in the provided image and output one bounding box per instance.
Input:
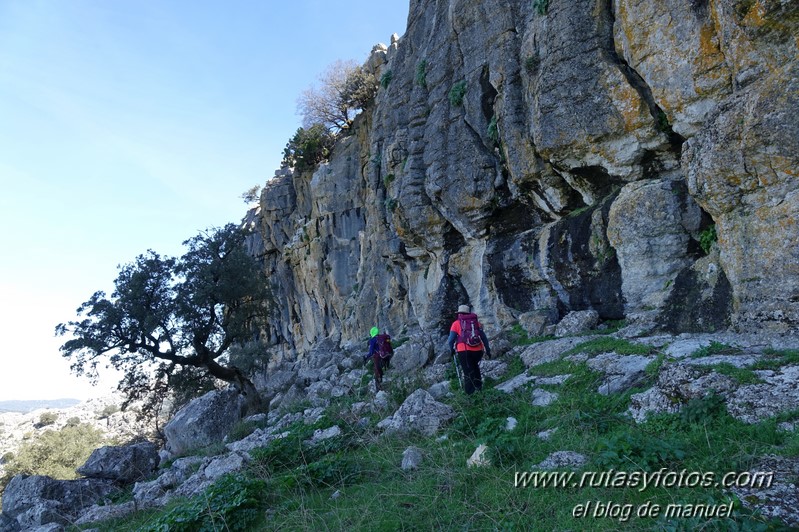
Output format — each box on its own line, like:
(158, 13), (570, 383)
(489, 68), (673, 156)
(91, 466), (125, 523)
(586, 353), (655, 395)
(389, 336), (433, 374)
(1, 475), (116, 530)
(77, 441), (159, 484)
(377, 389), (456, 436)
(163, 388), (247, 458)
(554, 310), (600, 337)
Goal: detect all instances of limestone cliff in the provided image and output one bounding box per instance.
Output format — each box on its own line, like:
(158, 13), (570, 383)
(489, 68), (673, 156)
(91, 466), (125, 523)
(250, 0), (799, 363)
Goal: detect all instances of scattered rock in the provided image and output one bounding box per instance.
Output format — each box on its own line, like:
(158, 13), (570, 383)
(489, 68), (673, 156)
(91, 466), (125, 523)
(377, 389), (456, 436)
(554, 310), (599, 337)
(373, 390), (391, 411)
(1, 475), (117, 531)
(505, 417), (518, 432)
(531, 389), (559, 407)
(401, 446), (424, 471)
(494, 372), (536, 394)
(536, 374), (571, 386)
(331, 489), (342, 500)
(520, 337), (594, 368)
(537, 428), (558, 441)
(428, 380), (451, 400)
(727, 366), (799, 423)
(533, 451), (588, 470)
(729, 455), (799, 527)
(518, 311), (552, 337)
(586, 353), (655, 395)
(480, 359), (509, 380)
(204, 452), (248, 480)
(305, 426), (342, 446)
(76, 502), (136, 526)
(467, 444), (490, 468)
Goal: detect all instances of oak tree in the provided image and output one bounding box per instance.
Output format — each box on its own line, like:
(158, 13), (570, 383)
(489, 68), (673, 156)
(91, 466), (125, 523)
(56, 224), (271, 417)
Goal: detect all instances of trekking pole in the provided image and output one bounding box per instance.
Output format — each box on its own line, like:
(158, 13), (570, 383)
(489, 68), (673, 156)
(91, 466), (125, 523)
(452, 350), (464, 390)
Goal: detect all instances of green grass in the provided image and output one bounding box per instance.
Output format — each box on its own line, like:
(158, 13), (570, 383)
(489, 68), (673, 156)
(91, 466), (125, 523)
(690, 341), (741, 358)
(752, 348), (799, 371)
(76, 338), (797, 531)
(563, 337), (658, 357)
(508, 324), (554, 346)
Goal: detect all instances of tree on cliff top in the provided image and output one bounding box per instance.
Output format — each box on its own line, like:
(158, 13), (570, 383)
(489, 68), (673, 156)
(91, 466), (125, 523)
(297, 59), (378, 132)
(56, 224), (271, 418)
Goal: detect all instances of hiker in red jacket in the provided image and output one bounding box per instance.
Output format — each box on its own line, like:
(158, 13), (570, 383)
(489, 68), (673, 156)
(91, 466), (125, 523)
(446, 304), (491, 394)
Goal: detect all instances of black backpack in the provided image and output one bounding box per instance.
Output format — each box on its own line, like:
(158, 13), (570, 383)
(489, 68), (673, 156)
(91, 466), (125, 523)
(375, 334), (393, 359)
(457, 313), (483, 347)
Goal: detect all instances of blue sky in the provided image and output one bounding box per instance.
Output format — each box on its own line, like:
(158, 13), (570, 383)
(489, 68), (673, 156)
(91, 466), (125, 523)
(0, 1), (408, 401)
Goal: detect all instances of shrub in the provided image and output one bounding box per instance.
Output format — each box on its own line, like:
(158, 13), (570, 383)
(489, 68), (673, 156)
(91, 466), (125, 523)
(698, 224), (717, 254)
(487, 115), (499, 145)
(533, 0), (549, 15)
(594, 432), (686, 470)
(282, 125), (336, 174)
(448, 80), (466, 106)
(37, 412), (58, 427)
(141, 473), (266, 532)
(380, 70), (393, 89)
(2, 423), (104, 481)
(415, 60), (428, 88)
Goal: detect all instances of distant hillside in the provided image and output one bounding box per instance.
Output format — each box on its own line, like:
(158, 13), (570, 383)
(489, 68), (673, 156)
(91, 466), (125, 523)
(0, 398), (81, 413)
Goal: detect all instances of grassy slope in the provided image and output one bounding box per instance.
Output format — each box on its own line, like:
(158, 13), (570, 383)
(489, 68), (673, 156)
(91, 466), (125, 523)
(78, 337), (799, 532)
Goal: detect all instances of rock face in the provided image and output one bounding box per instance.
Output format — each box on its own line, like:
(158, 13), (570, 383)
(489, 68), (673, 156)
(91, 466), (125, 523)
(246, 0), (798, 370)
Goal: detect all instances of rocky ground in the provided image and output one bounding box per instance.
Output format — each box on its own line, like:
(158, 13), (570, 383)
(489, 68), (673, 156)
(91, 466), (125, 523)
(2, 315), (798, 531)
(0, 395), (154, 483)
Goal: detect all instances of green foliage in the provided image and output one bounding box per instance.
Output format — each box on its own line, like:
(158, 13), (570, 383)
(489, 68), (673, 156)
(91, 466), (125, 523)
(415, 59), (428, 88)
(487, 115), (499, 145)
(98, 404), (120, 418)
(37, 411), (58, 427)
(240, 184), (261, 204)
(56, 223), (271, 419)
(282, 124), (336, 173)
(680, 392), (727, 425)
(448, 80), (466, 107)
(524, 55), (539, 74)
(383, 173), (395, 188)
(384, 197), (398, 212)
(141, 474), (266, 532)
(594, 432), (686, 470)
(656, 110), (673, 133)
(709, 363), (763, 385)
(533, 0), (549, 15)
(754, 348), (799, 370)
(2, 423), (104, 483)
(227, 419), (266, 443)
(690, 340), (739, 358)
(508, 324), (553, 346)
(563, 337), (657, 357)
(699, 224), (718, 254)
(380, 70), (393, 89)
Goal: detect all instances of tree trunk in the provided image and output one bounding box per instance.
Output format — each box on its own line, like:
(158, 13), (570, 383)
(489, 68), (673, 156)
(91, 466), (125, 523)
(205, 359), (270, 416)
